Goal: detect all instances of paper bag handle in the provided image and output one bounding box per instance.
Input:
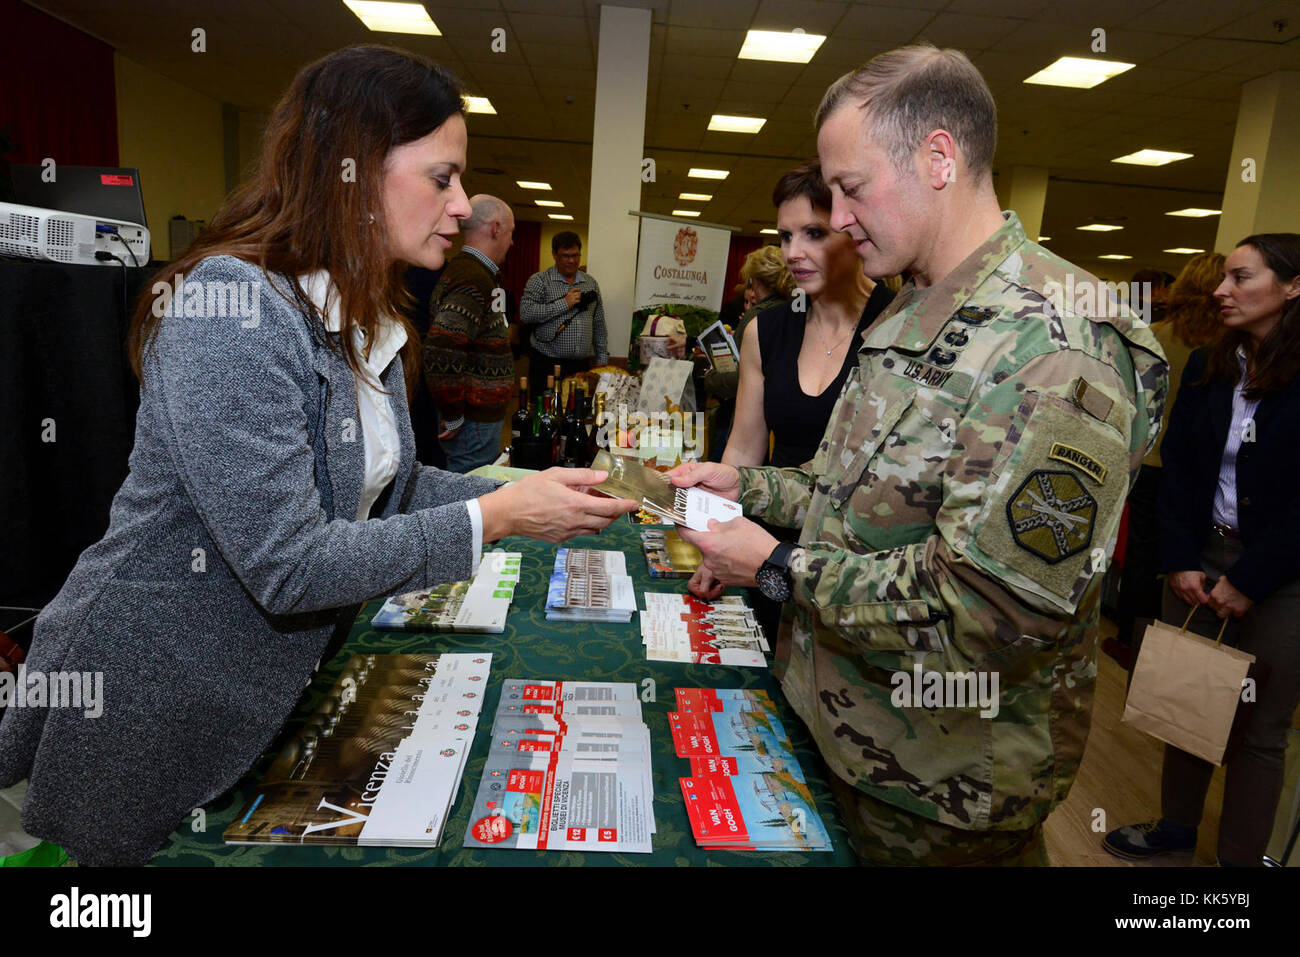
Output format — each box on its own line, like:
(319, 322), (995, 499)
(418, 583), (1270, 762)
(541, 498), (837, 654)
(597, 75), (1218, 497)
(1178, 604), (1230, 646)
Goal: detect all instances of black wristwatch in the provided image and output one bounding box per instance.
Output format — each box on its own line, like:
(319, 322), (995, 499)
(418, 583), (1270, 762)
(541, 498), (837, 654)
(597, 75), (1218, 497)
(755, 542), (796, 602)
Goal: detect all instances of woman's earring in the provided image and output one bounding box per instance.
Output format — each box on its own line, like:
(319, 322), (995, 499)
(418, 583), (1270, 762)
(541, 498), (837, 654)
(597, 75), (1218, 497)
(368, 213), (376, 224)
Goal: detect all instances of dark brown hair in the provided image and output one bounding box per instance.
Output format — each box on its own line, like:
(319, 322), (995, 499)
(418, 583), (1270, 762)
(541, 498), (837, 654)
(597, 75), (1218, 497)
(128, 45), (466, 391)
(772, 160), (832, 212)
(1198, 233), (1300, 398)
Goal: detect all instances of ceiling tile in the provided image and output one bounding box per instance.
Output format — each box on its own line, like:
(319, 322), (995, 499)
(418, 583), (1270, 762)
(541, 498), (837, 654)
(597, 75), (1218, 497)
(1124, 0), (1262, 35)
(719, 79), (788, 104)
(664, 24), (747, 57)
(1209, 0), (1300, 42)
(665, 0), (759, 30)
(660, 53), (734, 78)
(916, 14), (1024, 50)
(532, 65), (597, 90)
(504, 0), (588, 16)
(750, 0), (852, 33)
(1141, 37), (1261, 72)
(945, 0), (1046, 16)
(508, 12), (589, 44)
(1106, 66), (1209, 95)
(832, 4), (938, 42)
(582, 0), (670, 18)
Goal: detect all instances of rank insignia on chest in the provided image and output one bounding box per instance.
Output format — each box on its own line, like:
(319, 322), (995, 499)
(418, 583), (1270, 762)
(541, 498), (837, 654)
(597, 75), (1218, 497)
(1006, 470), (1096, 564)
(954, 305), (997, 325)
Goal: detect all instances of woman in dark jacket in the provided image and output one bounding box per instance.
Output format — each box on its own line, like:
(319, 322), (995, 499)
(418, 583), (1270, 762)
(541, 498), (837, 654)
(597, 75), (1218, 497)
(0, 46), (634, 867)
(1104, 233), (1300, 866)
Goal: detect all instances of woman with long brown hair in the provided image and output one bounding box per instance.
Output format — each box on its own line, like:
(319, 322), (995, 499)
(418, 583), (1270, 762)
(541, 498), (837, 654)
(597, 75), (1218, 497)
(0, 45), (634, 866)
(1105, 233), (1300, 865)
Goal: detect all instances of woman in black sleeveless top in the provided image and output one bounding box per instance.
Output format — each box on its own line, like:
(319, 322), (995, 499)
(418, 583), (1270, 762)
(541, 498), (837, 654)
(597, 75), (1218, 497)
(689, 160), (895, 639)
(757, 285), (895, 467)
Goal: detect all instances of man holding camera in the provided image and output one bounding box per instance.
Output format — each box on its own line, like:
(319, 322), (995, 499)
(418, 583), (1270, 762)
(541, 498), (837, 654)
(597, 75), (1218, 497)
(521, 231), (610, 384)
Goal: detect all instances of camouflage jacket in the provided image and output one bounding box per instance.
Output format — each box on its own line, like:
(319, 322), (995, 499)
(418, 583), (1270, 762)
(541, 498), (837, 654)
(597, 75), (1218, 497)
(739, 212), (1167, 832)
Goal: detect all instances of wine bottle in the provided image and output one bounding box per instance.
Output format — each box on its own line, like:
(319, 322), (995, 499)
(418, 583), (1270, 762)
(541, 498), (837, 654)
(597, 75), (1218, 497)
(511, 383), (542, 469)
(537, 394), (558, 467)
(575, 392), (593, 468)
(559, 387), (583, 467)
(510, 376), (530, 444)
(591, 391), (608, 457)
(543, 374), (556, 420)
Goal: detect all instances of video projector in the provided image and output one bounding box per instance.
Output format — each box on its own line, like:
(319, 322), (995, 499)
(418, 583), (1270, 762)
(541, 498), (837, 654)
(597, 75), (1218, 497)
(0, 201), (151, 266)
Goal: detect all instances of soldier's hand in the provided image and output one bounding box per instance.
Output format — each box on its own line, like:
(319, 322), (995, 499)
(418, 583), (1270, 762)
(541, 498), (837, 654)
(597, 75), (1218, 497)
(1168, 569), (1211, 608)
(667, 461), (741, 502)
(677, 517), (777, 588)
(687, 563), (725, 601)
(1207, 575), (1252, 619)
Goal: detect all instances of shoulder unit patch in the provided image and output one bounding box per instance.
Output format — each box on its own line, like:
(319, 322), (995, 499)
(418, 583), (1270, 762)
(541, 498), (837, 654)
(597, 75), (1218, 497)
(1006, 470), (1096, 564)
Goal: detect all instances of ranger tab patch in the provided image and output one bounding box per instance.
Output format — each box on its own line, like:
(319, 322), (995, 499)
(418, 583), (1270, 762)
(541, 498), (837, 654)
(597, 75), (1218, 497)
(1006, 470), (1096, 564)
(1047, 441), (1108, 484)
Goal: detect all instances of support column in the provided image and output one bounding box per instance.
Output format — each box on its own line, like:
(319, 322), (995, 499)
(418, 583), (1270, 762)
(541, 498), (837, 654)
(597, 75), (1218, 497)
(999, 165), (1049, 242)
(1216, 71), (1300, 251)
(586, 4), (650, 362)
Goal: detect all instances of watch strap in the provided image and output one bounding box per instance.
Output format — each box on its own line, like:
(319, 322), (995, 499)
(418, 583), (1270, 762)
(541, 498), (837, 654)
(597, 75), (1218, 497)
(765, 541), (795, 572)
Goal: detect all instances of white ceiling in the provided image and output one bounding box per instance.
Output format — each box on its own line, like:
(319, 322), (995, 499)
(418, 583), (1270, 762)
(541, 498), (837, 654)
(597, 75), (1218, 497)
(28, 0), (1300, 274)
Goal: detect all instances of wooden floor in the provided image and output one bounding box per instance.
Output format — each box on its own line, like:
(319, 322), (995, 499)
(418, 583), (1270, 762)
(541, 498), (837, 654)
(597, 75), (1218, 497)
(1044, 615), (1229, 866)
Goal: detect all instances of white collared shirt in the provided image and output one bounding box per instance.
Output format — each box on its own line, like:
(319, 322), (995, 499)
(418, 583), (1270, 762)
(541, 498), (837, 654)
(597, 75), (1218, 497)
(1211, 344), (1261, 531)
(299, 272), (483, 567)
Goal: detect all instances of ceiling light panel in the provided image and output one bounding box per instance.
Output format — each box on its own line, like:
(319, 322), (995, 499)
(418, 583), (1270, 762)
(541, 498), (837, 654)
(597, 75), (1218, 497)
(343, 1), (440, 35)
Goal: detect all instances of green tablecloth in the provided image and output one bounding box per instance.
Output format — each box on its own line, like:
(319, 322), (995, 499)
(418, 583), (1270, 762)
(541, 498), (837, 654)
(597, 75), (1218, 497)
(151, 519), (854, 866)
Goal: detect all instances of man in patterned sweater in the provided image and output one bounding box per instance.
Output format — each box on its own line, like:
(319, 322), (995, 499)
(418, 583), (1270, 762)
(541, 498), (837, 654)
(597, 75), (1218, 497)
(422, 194), (516, 472)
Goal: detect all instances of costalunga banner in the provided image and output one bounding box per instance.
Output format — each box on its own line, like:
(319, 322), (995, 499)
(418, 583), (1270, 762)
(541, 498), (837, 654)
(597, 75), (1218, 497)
(628, 216), (732, 371)
(622, 215), (732, 462)
(633, 216), (730, 312)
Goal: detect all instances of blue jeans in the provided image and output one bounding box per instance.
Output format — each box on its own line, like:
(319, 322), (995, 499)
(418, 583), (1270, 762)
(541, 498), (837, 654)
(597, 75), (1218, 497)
(440, 419), (503, 473)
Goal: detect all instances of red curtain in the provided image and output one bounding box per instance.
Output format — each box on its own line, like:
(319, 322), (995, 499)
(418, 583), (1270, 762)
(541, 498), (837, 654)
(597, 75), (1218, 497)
(500, 218), (541, 322)
(724, 235), (765, 299)
(0, 0), (119, 169)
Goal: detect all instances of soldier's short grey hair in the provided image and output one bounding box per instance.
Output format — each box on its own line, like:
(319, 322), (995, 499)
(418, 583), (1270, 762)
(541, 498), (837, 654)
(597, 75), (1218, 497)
(815, 43), (996, 179)
(461, 195), (512, 236)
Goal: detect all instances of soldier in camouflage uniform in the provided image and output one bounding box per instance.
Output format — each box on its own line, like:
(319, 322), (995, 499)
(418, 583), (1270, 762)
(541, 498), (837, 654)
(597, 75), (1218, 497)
(674, 45), (1168, 865)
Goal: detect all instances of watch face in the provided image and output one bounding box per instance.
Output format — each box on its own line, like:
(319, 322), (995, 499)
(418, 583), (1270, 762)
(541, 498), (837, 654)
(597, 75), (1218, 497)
(756, 566), (791, 602)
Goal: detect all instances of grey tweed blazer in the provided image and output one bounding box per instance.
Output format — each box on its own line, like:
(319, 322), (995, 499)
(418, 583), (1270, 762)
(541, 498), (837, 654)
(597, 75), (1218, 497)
(0, 255), (499, 866)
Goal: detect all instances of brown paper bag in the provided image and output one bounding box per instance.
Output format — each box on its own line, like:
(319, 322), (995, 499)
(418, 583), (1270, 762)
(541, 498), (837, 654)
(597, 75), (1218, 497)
(1121, 607), (1255, 765)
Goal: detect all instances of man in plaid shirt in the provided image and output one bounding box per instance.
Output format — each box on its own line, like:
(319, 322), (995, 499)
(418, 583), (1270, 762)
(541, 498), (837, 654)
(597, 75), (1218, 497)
(521, 231), (610, 385)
